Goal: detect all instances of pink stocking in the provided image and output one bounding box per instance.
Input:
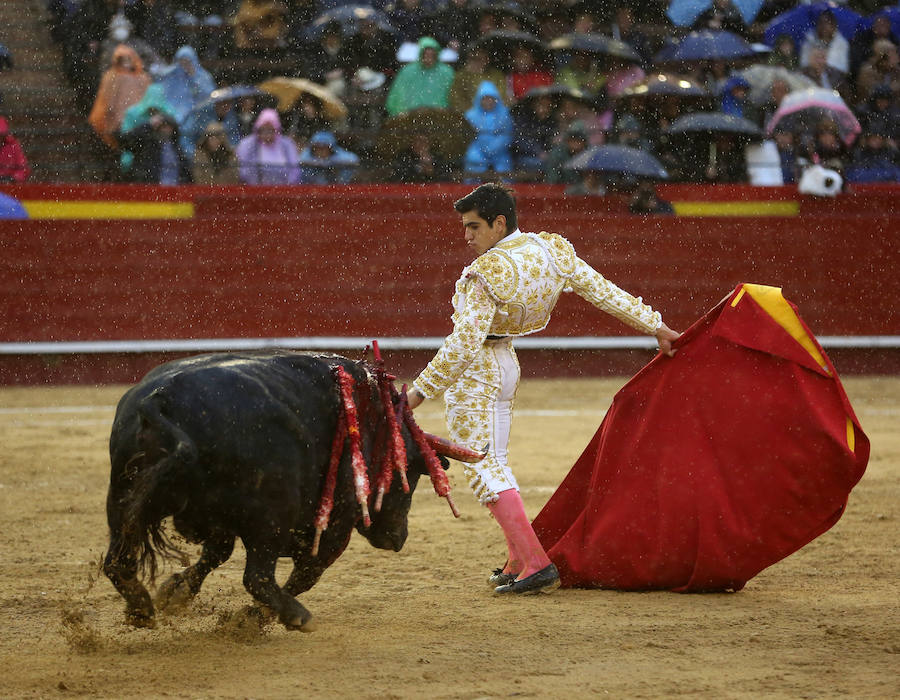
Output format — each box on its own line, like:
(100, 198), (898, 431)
(488, 489), (551, 580)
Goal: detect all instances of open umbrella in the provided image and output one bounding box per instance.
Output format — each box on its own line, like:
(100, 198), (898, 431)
(208, 84), (264, 104)
(667, 0), (764, 27)
(304, 5), (395, 40)
(859, 6), (900, 39)
(186, 85), (270, 126)
(666, 111), (763, 138)
(258, 77), (348, 120)
(619, 73), (710, 100)
(566, 144), (669, 180)
(549, 33), (642, 64)
(470, 30), (551, 71)
(659, 29), (756, 63)
(763, 2), (863, 48)
(375, 107), (474, 162)
(766, 87), (861, 146)
(471, 0), (539, 34)
(733, 65), (815, 104)
(516, 84), (597, 110)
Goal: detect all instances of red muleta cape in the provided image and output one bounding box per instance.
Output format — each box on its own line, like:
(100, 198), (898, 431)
(532, 283), (869, 592)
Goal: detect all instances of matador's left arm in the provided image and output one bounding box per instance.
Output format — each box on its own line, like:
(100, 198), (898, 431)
(567, 256), (662, 335)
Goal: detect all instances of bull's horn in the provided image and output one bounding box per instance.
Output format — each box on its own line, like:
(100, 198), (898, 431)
(424, 433), (486, 463)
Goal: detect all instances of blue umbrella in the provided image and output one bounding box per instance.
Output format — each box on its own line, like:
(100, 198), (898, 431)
(763, 2), (863, 48)
(566, 145), (669, 180)
(859, 6), (900, 39)
(663, 30), (756, 62)
(667, 0), (764, 28)
(304, 5), (395, 40)
(0, 193), (28, 220)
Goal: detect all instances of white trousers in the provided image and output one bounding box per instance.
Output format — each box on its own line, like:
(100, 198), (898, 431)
(444, 339), (520, 505)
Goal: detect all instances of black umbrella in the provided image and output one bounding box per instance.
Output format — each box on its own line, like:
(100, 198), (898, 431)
(376, 107), (474, 161)
(470, 30), (551, 71)
(304, 5), (395, 40)
(549, 33), (642, 64)
(666, 111), (762, 139)
(619, 73), (709, 99)
(516, 84), (598, 110)
(566, 145), (669, 180)
(472, 0), (540, 34)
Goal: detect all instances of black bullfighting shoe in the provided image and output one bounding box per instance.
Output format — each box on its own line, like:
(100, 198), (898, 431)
(488, 568), (519, 587)
(494, 564), (560, 595)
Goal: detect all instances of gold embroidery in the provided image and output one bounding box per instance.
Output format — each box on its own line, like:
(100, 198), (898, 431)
(414, 230), (662, 399)
(468, 249), (518, 302)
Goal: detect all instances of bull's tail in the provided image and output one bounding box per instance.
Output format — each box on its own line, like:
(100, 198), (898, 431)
(118, 388), (199, 584)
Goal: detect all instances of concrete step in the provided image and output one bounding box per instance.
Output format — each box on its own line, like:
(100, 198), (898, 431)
(0, 0), (109, 181)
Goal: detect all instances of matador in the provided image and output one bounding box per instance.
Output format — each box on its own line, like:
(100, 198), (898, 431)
(407, 184), (680, 595)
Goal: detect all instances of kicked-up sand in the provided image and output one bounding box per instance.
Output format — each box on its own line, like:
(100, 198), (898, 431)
(0, 375), (897, 699)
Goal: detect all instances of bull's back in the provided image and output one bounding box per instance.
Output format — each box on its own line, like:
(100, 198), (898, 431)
(109, 351), (358, 503)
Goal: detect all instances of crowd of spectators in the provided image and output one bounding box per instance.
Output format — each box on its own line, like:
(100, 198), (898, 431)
(3, 0), (900, 190)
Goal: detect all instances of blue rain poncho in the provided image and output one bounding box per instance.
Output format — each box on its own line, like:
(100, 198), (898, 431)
(463, 80), (513, 174)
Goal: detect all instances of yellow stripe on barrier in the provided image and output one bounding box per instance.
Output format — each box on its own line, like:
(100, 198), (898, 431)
(22, 200), (195, 220)
(673, 201), (799, 217)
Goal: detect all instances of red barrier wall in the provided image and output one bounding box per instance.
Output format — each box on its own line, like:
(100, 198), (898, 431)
(2, 184), (898, 383)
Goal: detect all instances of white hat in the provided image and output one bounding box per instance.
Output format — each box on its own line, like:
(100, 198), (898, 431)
(109, 12), (132, 41)
(395, 41), (458, 63)
(354, 67), (386, 91)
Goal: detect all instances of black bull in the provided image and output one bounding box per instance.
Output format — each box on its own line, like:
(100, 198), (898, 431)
(103, 351), (472, 631)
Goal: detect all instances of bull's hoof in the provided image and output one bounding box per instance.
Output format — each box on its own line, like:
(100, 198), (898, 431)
(283, 611), (316, 632)
(155, 573), (194, 612)
(125, 609), (156, 629)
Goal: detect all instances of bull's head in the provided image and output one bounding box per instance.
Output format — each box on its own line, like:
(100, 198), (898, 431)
(321, 357), (483, 557)
(359, 431), (482, 552)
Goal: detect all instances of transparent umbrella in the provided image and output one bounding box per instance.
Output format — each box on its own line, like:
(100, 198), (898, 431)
(766, 87), (861, 146)
(734, 65), (815, 104)
(566, 144), (669, 180)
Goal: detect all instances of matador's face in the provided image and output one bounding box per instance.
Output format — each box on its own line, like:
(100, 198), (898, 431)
(461, 211), (507, 256)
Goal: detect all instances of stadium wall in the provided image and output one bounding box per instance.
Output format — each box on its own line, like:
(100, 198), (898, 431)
(1, 183), (897, 384)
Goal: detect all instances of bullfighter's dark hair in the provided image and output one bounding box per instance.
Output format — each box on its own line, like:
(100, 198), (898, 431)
(454, 183), (517, 233)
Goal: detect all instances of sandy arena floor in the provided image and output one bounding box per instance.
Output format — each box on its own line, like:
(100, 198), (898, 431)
(0, 375), (897, 699)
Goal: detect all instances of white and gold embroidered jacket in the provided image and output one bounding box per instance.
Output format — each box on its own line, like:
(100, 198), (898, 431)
(413, 229), (662, 399)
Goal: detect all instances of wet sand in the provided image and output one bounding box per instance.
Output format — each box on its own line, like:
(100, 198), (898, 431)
(0, 376), (897, 699)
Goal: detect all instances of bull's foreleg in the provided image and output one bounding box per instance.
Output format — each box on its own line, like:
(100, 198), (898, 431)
(156, 533), (235, 612)
(243, 544), (314, 631)
(103, 544), (155, 628)
(282, 557), (328, 597)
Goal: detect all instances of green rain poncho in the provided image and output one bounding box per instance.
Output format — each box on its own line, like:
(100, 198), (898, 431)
(385, 37), (455, 117)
